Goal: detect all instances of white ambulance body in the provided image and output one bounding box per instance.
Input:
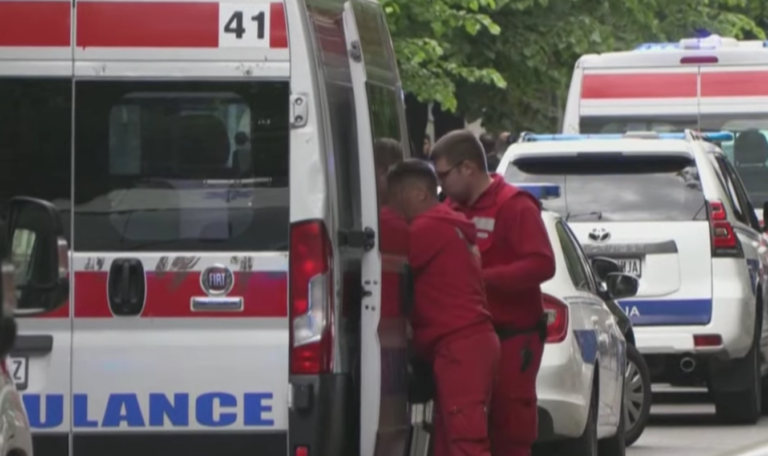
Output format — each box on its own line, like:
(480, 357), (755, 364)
(562, 35), (768, 220)
(0, 0), (414, 455)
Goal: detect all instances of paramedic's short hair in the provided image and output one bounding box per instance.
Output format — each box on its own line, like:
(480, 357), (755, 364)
(387, 159), (439, 196)
(430, 129), (488, 172)
(374, 137), (404, 170)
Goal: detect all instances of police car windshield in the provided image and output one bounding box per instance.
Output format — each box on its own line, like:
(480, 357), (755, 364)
(504, 154), (707, 222)
(73, 80), (290, 252)
(581, 114), (768, 208)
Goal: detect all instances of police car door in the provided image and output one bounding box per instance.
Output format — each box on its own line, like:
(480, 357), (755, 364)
(343, 2), (411, 456)
(70, 1), (290, 454)
(0, 6), (74, 454)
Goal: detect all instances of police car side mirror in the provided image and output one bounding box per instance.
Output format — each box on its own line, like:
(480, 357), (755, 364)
(5, 197), (69, 316)
(605, 273), (639, 300)
(590, 256), (621, 281)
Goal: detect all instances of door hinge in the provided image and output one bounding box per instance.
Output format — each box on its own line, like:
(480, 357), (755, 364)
(290, 94), (308, 128)
(340, 227), (376, 251)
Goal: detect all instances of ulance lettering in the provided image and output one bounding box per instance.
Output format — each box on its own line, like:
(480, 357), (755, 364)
(23, 392), (274, 429)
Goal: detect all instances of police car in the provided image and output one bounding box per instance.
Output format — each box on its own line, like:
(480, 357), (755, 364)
(502, 131), (768, 425)
(562, 34), (768, 223)
(0, 0), (415, 455)
(517, 185), (632, 456)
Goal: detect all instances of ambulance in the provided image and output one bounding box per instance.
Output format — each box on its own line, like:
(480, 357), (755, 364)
(562, 34), (768, 221)
(0, 0), (417, 455)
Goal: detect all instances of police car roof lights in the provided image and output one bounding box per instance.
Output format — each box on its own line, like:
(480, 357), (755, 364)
(516, 183), (561, 200)
(519, 131), (734, 142)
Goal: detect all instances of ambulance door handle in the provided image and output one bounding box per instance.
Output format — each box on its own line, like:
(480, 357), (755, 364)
(108, 258), (146, 316)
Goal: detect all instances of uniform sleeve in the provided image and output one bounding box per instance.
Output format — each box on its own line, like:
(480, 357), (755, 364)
(408, 218), (449, 271)
(482, 194), (556, 291)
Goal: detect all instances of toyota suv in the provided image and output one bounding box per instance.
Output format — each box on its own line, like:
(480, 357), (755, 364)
(499, 130), (768, 424)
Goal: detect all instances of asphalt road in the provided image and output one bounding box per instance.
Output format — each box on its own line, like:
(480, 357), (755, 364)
(628, 387), (768, 456)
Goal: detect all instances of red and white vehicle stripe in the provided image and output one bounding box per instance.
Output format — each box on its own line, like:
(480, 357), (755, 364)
(0, 0), (289, 67)
(70, 254), (287, 319)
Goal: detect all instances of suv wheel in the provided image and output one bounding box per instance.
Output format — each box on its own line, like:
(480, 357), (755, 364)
(713, 337), (761, 424)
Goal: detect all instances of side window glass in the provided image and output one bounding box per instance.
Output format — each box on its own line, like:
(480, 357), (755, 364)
(715, 157), (746, 223)
(555, 221), (589, 290)
(0, 79), (72, 246)
(563, 222), (597, 292)
(723, 159), (760, 229)
(327, 83), (361, 233)
(367, 83), (401, 142)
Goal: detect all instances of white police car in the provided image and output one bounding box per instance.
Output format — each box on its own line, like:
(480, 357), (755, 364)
(0, 196), (74, 456)
(523, 184), (634, 456)
(503, 131), (768, 425)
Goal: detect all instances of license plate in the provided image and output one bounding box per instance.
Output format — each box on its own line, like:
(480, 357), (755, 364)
(617, 258), (642, 278)
(8, 357), (28, 391)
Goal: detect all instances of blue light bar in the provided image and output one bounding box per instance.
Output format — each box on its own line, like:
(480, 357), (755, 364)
(522, 132), (734, 142)
(517, 183), (561, 200)
(635, 42), (680, 51)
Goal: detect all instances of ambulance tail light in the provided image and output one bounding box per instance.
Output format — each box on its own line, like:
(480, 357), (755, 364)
(542, 293), (569, 344)
(707, 200), (742, 257)
(289, 220), (334, 375)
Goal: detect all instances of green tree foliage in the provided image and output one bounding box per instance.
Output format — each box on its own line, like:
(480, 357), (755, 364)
(385, 0), (767, 133)
(381, 0), (508, 112)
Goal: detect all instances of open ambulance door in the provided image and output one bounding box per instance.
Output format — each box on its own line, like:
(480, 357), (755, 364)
(343, 1), (412, 456)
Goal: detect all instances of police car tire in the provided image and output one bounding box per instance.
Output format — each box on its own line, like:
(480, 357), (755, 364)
(713, 337), (761, 425)
(562, 374), (599, 456)
(598, 384), (626, 456)
(623, 345), (651, 447)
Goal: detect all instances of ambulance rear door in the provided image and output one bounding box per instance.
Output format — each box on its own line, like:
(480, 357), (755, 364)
(69, 1), (291, 454)
(574, 50), (700, 134)
(0, 2), (74, 454)
(342, 2), (412, 456)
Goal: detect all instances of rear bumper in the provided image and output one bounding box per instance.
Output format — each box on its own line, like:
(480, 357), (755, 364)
(634, 296), (753, 360)
(632, 258), (756, 360)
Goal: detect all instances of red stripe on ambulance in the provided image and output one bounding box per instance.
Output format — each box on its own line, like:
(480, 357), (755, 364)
(581, 73), (697, 99)
(76, 1), (288, 48)
(0, 1), (71, 47)
(701, 71), (768, 97)
(74, 271), (287, 318)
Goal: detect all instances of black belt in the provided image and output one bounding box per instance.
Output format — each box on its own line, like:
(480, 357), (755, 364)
(494, 314), (549, 343)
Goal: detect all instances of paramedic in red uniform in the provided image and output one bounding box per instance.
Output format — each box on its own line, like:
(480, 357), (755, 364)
(387, 159), (500, 456)
(431, 129), (556, 456)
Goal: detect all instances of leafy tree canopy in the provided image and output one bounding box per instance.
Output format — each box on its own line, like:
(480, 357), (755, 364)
(385, 0), (767, 132)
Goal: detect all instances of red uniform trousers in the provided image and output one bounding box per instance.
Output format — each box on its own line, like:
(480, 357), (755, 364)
(490, 332), (544, 456)
(432, 331), (500, 456)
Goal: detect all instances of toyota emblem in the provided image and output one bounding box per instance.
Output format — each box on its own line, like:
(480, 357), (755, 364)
(588, 227), (610, 242)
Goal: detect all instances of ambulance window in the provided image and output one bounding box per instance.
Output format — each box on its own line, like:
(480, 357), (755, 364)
(0, 79), (72, 241)
(73, 80), (290, 252)
(366, 83), (401, 141)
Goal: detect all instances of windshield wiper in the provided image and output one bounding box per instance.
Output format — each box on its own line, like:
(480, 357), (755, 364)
(565, 211), (603, 221)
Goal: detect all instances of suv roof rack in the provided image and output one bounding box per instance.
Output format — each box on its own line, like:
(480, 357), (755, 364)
(516, 130), (734, 143)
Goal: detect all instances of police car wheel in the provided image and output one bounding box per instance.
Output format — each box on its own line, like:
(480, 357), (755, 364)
(623, 345), (651, 447)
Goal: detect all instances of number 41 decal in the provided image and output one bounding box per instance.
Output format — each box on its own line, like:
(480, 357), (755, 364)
(218, 3), (271, 48)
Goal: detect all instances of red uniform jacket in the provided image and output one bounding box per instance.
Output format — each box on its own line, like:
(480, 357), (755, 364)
(408, 204), (494, 360)
(449, 174), (556, 330)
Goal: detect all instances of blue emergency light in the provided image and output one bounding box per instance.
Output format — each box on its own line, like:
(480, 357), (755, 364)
(521, 132), (734, 142)
(516, 183), (561, 200)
